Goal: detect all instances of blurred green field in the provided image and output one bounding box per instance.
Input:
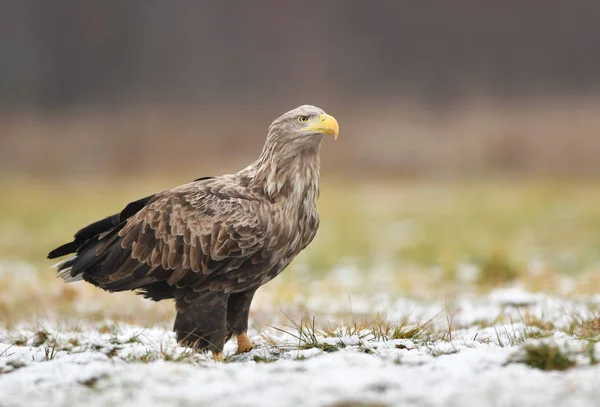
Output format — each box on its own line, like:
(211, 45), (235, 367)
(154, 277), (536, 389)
(1, 176), (600, 324)
(3, 176), (600, 276)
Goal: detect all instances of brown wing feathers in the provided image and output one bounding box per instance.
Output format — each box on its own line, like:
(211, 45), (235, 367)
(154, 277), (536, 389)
(48, 181), (267, 298)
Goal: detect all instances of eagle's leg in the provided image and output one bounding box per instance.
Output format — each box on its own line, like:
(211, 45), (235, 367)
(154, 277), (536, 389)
(226, 289), (257, 354)
(174, 291), (229, 360)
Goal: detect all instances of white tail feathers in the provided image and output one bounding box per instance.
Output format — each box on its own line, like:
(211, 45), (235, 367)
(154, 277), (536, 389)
(57, 266), (83, 283)
(51, 256), (75, 269)
(53, 256), (83, 283)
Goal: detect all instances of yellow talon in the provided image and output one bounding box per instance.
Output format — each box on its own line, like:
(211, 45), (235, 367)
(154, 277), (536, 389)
(235, 333), (255, 354)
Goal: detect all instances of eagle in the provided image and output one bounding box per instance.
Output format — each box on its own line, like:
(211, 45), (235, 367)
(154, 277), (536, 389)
(47, 105), (339, 360)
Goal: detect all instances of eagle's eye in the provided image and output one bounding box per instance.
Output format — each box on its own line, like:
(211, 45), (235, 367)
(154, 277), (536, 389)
(298, 115), (309, 123)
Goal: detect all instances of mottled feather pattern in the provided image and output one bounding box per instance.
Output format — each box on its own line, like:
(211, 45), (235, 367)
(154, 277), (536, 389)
(103, 181), (266, 287)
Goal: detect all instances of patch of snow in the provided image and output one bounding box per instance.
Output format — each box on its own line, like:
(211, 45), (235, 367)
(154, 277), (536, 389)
(1, 289), (600, 406)
(328, 264), (363, 288)
(456, 262), (480, 283)
(487, 286), (545, 306)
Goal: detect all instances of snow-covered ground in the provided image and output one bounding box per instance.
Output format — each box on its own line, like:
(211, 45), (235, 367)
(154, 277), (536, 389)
(1, 287), (600, 407)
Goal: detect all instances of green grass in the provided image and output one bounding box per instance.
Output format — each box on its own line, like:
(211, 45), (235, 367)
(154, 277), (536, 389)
(3, 176), (600, 276)
(321, 179), (600, 275)
(513, 342), (577, 371)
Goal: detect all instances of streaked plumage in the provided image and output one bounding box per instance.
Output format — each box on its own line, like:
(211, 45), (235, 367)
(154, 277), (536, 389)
(48, 105), (339, 359)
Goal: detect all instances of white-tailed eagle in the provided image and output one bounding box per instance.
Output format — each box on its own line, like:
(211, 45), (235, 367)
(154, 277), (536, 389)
(48, 105), (339, 360)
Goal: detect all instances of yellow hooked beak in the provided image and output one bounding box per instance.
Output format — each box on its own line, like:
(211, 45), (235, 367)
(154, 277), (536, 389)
(303, 114), (339, 140)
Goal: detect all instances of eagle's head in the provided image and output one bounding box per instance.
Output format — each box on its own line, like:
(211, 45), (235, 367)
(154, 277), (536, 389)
(267, 105), (339, 150)
(248, 104), (338, 199)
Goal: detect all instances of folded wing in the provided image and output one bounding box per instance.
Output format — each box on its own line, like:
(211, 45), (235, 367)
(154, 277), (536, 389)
(48, 180), (267, 295)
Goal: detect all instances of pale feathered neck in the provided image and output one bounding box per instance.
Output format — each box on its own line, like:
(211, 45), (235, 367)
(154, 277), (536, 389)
(241, 137), (321, 202)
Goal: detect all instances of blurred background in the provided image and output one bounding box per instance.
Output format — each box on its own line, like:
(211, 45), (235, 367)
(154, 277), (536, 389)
(1, 0), (600, 323)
